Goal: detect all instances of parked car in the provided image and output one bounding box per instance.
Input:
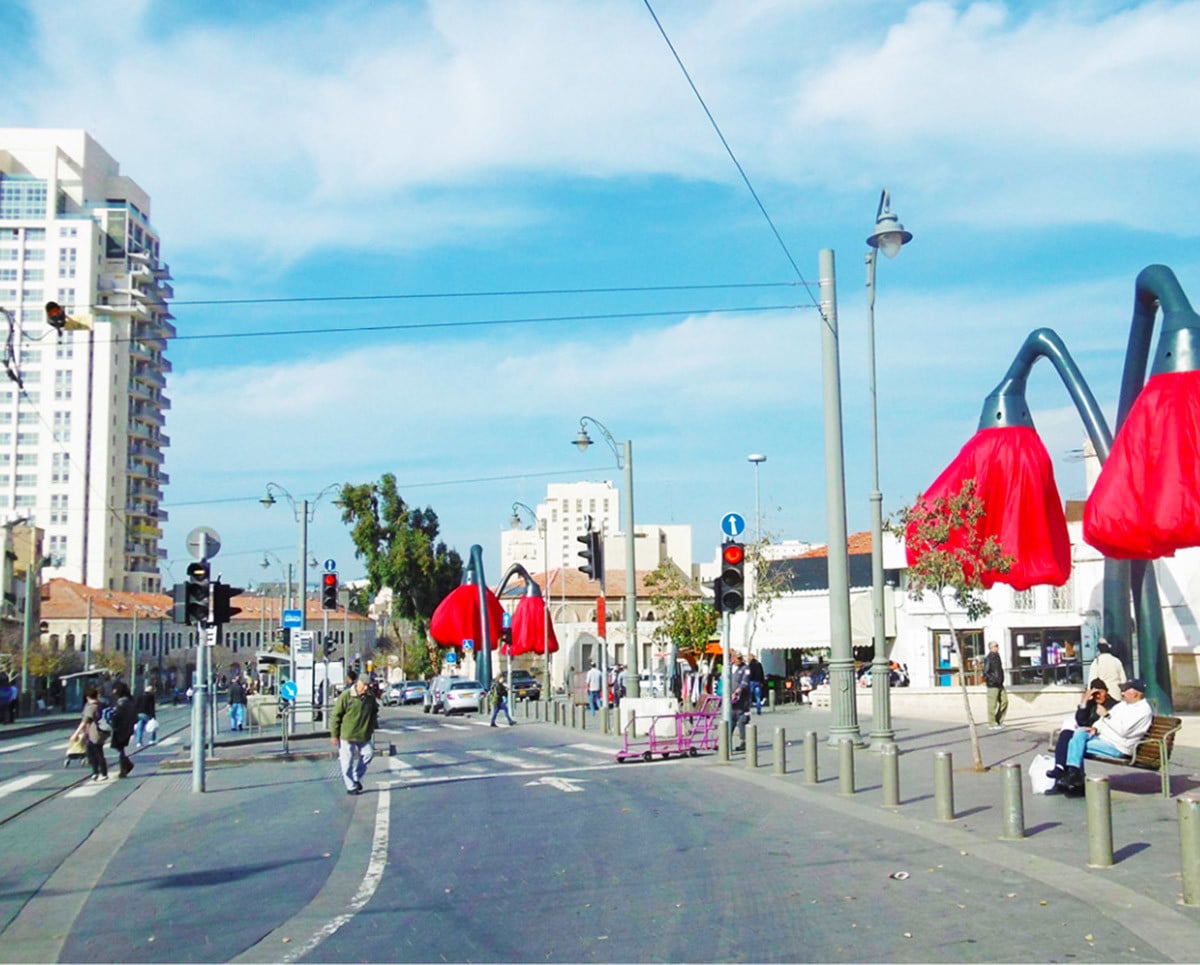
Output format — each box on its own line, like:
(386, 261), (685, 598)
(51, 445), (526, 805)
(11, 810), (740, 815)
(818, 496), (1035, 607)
(401, 680), (429, 705)
(508, 669), (541, 702)
(383, 683), (404, 706)
(442, 679), (487, 715)
(425, 675), (453, 714)
(638, 671), (666, 697)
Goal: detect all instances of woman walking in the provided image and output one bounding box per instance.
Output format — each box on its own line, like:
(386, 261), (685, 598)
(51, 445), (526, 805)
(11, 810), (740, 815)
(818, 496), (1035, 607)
(71, 686), (108, 781)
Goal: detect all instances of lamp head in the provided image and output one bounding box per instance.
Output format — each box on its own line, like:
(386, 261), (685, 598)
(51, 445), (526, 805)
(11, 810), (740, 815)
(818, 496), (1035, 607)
(866, 190), (913, 259)
(573, 428), (594, 452)
(747, 453), (766, 465)
(260, 556), (270, 569)
(260, 491), (276, 508)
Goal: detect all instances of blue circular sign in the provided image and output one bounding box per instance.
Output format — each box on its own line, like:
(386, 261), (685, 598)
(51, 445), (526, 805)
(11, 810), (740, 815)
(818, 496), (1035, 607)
(721, 513), (746, 538)
(280, 680), (298, 701)
(324, 558), (337, 573)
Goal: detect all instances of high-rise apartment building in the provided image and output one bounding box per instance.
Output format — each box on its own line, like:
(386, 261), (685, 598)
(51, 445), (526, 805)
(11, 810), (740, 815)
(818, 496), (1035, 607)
(0, 129), (171, 592)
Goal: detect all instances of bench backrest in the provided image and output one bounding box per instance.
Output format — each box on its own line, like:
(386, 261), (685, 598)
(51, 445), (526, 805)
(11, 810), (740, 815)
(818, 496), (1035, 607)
(1131, 715), (1183, 769)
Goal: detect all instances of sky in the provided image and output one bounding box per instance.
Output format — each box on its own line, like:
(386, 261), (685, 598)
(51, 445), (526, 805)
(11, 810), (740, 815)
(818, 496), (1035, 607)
(5, 0), (1200, 593)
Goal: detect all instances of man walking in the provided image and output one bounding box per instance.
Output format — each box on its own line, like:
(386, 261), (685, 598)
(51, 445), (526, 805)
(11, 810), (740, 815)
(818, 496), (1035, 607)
(134, 683), (156, 747)
(983, 641), (1008, 729)
(586, 661), (602, 712)
(331, 671), (379, 796)
(748, 653), (766, 714)
(490, 675), (514, 727)
(228, 676), (247, 732)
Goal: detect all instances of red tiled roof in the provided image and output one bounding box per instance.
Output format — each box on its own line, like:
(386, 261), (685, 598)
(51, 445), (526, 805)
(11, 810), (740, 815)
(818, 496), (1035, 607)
(797, 531), (873, 559)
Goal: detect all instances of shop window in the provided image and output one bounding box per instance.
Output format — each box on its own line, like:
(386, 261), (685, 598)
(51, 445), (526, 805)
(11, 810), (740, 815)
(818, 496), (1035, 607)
(932, 628), (984, 687)
(1009, 627), (1082, 686)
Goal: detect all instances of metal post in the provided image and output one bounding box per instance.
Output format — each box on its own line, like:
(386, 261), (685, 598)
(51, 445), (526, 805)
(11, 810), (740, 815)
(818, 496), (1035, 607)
(1001, 763), (1025, 840)
(881, 742), (900, 807)
(768, 687), (775, 712)
(191, 608), (207, 793)
(299, 499), (309, 632)
(804, 730), (819, 784)
(1178, 795), (1200, 906)
(819, 248), (861, 745)
(746, 723), (758, 768)
(839, 737), (855, 794)
(1086, 776), (1114, 868)
(934, 751), (955, 820)
(21, 554), (37, 714)
(773, 727), (786, 776)
(719, 719), (730, 763)
(622, 440), (640, 697)
(131, 608), (138, 702)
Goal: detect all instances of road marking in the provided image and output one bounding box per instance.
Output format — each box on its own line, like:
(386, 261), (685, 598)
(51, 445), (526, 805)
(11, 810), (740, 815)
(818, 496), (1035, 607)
(159, 736), (181, 747)
(467, 749), (542, 770)
(440, 723), (470, 731)
(570, 743), (619, 756)
(415, 752), (457, 766)
(280, 781), (390, 963)
(0, 773), (50, 798)
(65, 778), (116, 798)
(524, 776), (585, 793)
(0, 741), (40, 755)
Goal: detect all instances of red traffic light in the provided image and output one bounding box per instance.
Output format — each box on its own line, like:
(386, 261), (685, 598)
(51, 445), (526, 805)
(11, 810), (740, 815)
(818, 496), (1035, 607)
(722, 543), (744, 566)
(323, 573), (337, 588)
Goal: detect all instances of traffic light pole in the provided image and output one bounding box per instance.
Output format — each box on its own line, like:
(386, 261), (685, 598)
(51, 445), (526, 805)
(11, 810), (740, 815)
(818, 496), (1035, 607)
(191, 559), (211, 794)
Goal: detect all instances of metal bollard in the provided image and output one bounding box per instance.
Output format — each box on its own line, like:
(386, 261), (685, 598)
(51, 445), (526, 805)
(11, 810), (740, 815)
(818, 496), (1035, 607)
(629, 710), (636, 740)
(746, 724), (758, 768)
(839, 737), (855, 794)
(774, 727), (786, 776)
(570, 703), (577, 729)
(1001, 762), (1025, 840)
(934, 751), (955, 821)
(769, 688), (776, 712)
(881, 742), (900, 807)
(1086, 775), (1114, 868)
(1178, 795), (1200, 906)
(804, 730), (819, 784)
(580, 705), (588, 731)
(602, 707), (609, 735)
(719, 720), (730, 762)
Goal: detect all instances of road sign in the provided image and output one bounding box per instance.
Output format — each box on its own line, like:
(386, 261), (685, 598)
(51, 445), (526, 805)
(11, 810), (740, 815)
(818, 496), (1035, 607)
(446, 651), (458, 664)
(186, 526), (221, 561)
(502, 611), (512, 629)
(462, 638), (474, 652)
(282, 609), (303, 629)
(324, 558), (336, 572)
(204, 626), (217, 647)
(280, 680), (298, 701)
(721, 513), (745, 539)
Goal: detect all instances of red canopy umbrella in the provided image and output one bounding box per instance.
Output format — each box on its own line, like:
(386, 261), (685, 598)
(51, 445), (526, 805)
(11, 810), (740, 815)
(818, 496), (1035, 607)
(906, 425), (1071, 589)
(429, 584), (504, 649)
(509, 595), (559, 656)
(1084, 370), (1200, 559)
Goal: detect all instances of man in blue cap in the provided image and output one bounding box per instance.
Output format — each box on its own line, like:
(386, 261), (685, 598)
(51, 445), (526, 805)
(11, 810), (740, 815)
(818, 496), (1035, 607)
(1054, 677), (1153, 796)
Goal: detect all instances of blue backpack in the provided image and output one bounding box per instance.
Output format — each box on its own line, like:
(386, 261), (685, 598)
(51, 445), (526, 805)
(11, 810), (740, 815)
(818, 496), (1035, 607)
(97, 704), (116, 733)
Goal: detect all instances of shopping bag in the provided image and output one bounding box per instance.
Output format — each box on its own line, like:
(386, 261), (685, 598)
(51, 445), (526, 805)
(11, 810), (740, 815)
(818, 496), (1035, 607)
(145, 717), (159, 737)
(1029, 753), (1057, 794)
(66, 735), (86, 757)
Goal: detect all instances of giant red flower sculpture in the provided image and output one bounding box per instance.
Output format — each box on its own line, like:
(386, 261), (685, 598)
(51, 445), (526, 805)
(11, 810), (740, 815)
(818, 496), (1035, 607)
(509, 595), (559, 656)
(1084, 370), (1200, 559)
(907, 426), (1071, 589)
(429, 584), (504, 649)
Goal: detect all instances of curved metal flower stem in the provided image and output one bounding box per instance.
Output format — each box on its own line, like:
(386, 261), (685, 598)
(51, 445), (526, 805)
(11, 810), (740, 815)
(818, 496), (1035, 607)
(496, 562), (543, 600)
(462, 544), (493, 688)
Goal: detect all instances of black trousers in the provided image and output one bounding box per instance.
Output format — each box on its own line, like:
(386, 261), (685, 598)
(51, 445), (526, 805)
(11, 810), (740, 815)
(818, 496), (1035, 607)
(86, 740), (107, 777)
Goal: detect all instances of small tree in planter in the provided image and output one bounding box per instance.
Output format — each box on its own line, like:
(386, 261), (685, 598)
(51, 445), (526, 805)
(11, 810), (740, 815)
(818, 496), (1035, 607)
(889, 478), (1013, 771)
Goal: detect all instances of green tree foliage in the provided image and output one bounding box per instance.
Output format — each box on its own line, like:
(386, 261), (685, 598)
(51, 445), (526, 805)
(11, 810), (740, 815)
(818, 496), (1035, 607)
(645, 562), (718, 657)
(339, 473), (463, 671)
(888, 478), (1013, 771)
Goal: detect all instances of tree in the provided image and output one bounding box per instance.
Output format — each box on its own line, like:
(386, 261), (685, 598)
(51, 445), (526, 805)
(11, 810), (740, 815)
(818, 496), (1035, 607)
(645, 562), (718, 663)
(888, 478), (1013, 771)
(741, 531), (790, 654)
(339, 473), (463, 672)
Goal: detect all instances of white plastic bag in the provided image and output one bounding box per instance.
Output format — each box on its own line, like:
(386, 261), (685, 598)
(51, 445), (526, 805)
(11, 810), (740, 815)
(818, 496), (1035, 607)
(1029, 752), (1057, 794)
(145, 717), (159, 737)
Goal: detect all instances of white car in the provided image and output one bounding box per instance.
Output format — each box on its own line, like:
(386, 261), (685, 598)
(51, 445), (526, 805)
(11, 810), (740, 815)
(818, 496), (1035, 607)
(638, 672), (666, 697)
(442, 679), (487, 715)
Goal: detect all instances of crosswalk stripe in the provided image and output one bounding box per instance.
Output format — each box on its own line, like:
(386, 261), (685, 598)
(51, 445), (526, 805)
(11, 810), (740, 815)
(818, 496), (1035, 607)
(66, 778), (115, 798)
(415, 752), (457, 766)
(570, 743), (618, 756)
(0, 774), (50, 798)
(0, 741), (41, 755)
(466, 749), (541, 769)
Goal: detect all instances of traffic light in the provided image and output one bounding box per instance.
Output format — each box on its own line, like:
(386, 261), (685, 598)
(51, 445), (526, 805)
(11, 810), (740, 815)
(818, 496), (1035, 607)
(577, 529), (603, 582)
(171, 582), (188, 625)
(719, 542), (745, 613)
(185, 561), (210, 624)
(322, 572), (339, 610)
(323, 634), (336, 658)
(212, 582), (244, 624)
(712, 576), (724, 613)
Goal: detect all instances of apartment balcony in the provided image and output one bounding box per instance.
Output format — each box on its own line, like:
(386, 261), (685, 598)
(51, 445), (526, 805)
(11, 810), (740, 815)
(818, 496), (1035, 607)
(128, 443), (164, 466)
(156, 470), (170, 485)
(130, 403), (165, 428)
(131, 365), (166, 390)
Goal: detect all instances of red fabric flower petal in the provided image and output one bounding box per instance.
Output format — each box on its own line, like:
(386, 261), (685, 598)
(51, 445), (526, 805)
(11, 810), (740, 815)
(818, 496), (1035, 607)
(1084, 370), (1200, 559)
(906, 426), (1071, 589)
(510, 595), (559, 656)
(429, 584), (504, 649)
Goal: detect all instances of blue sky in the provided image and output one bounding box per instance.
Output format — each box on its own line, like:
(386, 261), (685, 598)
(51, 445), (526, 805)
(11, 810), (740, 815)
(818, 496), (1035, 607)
(5, 0), (1200, 591)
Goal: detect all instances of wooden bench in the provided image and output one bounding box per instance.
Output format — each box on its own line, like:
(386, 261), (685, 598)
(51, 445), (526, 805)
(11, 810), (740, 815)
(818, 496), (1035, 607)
(1051, 715), (1183, 797)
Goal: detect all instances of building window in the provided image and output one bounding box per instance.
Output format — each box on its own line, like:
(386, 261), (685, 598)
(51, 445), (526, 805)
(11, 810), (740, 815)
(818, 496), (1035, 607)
(23, 248), (44, 261)
(1012, 588), (1035, 611)
(1009, 627), (1082, 686)
(54, 370), (72, 400)
(1050, 576), (1074, 611)
(932, 628), (985, 687)
(55, 332), (74, 360)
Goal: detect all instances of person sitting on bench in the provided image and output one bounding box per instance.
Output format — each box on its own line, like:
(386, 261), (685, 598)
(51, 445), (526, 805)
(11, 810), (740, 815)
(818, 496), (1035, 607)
(1046, 678), (1116, 785)
(1051, 678), (1153, 797)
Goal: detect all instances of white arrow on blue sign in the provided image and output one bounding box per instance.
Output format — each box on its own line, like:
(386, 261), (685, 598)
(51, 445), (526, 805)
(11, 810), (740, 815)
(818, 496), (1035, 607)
(721, 513), (746, 539)
(324, 558), (336, 573)
(280, 680), (298, 701)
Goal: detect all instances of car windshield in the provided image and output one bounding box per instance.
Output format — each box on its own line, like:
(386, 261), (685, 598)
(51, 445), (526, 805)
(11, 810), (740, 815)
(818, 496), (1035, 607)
(406, 682), (427, 689)
(450, 681), (481, 691)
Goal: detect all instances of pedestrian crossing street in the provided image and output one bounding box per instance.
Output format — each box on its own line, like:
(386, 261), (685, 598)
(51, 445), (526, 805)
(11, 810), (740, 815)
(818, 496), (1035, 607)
(383, 740), (617, 785)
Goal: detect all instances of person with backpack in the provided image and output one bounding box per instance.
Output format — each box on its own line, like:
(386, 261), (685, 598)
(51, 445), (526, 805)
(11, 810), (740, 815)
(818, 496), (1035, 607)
(110, 681), (138, 778)
(134, 684), (157, 747)
(490, 676), (514, 727)
(71, 686), (108, 781)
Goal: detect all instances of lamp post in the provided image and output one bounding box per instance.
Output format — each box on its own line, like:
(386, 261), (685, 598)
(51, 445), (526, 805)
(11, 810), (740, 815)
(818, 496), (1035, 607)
(573, 417), (640, 698)
(865, 189), (913, 747)
(819, 248), (862, 745)
(260, 551), (294, 611)
(512, 501), (553, 701)
(747, 454), (766, 546)
(261, 483), (341, 632)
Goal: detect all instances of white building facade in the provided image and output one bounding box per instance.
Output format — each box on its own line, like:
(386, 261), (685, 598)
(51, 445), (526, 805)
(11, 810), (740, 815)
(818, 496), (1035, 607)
(0, 129), (172, 592)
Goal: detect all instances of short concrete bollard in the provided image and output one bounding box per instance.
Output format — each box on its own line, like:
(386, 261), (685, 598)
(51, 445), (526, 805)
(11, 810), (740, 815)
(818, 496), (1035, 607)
(773, 727), (786, 776)
(881, 742), (900, 807)
(804, 730), (819, 784)
(769, 688), (776, 712)
(839, 737), (855, 794)
(746, 724), (758, 768)
(1086, 775), (1114, 868)
(934, 751), (955, 821)
(1001, 762), (1025, 840)
(719, 720), (730, 763)
(1178, 795), (1200, 906)
(601, 707), (609, 735)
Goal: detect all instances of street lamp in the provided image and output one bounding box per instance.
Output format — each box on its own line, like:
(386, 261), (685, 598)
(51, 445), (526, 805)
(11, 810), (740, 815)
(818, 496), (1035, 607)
(747, 454), (766, 546)
(512, 501), (552, 701)
(573, 417), (640, 698)
(865, 189), (913, 747)
(260, 551), (294, 610)
(261, 483), (341, 632)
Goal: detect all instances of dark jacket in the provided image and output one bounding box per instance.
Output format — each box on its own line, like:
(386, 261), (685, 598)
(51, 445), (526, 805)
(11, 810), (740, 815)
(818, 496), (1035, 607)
(229, 680), (246, 706)
(111, 696), (137, 749)
(1075, 692), (1118, 729)
(983, 652), (1005, 688)
(492, 678), (508, 702)
(748, 658), (765, 684)
(134, 691), (156, 718)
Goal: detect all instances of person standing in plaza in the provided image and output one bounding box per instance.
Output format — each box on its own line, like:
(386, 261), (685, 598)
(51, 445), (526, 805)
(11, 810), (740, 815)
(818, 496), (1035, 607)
(983, 641), (1008, 729)
(110, 681), (137, 778)
(72, 687), (108, 781)
(586, 661), (602, 712)
(228, 677), (247, 732)
(747, 653), (766, 714)
(331, 671), (379, 796)
(1088, 639), (1124, 697)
